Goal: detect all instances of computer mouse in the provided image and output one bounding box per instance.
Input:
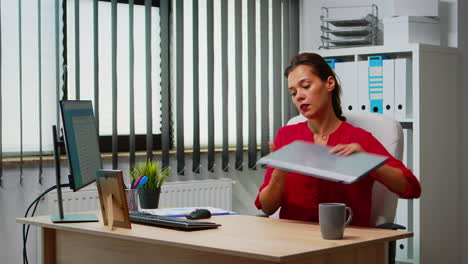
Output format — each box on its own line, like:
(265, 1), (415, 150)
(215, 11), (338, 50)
(186, 209), (212, 220)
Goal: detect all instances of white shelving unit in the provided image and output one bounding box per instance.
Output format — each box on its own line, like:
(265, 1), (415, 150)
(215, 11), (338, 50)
(304, 44), (461, 264)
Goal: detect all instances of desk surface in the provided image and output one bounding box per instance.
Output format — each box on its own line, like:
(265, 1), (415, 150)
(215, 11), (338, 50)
(17, 213), (412, 263)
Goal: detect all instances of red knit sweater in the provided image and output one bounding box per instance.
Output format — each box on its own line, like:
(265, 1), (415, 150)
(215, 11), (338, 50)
(254, 121), (421, 227)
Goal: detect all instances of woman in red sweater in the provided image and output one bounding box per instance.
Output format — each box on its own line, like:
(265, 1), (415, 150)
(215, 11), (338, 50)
(255, 53), (421, 227)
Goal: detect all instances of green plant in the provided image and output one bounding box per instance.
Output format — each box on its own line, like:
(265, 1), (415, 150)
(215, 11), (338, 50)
(129, 160), (170, 190)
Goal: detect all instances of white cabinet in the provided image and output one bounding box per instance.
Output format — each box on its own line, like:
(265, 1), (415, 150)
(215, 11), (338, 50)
(305, 44), (461, 264)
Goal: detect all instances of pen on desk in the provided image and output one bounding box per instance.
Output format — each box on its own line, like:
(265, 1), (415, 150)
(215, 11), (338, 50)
(135, 176), (148, 189)
(133, 175), (144, 189)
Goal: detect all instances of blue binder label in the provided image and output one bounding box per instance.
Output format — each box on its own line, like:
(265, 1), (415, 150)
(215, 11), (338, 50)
(325, 58), (342, 70)
(368, 56), (388, 114)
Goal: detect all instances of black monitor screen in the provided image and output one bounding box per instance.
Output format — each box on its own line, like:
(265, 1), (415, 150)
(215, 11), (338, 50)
(60, 101), (102, 191)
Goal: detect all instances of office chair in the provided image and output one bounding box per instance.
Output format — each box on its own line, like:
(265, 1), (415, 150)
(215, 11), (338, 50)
(286, 111), (405, 264)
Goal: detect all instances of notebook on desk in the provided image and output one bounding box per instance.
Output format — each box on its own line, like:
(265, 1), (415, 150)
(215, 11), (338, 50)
(257, 140), (388, 184)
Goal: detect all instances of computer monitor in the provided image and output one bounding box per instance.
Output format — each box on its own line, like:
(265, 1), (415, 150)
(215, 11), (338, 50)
(60, 100), (102, 191)
(50, 100), (102, 223)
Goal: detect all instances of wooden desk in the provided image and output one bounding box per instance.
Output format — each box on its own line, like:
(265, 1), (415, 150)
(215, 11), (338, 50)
(17, 213), (412, 264)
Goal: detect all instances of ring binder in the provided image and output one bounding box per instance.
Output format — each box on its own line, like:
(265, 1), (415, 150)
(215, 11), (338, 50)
(368, 56), (389, 114)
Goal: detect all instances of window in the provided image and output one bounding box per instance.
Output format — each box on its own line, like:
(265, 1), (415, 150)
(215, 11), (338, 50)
(66, 0), (164, 152)
(0, 0), (298, 173)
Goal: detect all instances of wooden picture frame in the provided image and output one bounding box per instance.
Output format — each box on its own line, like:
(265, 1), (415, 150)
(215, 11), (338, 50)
(96, 170), (132, 230)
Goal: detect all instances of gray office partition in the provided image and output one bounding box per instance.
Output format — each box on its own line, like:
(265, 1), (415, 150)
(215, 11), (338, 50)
(145, 0), (153, 161)
(282, 0), (290, 125)
(234, 0), (243, 171)
(288, 0), (299, 118)
(176, 0), (185, 174)
(129, 0), (136, 167)
(0, 0), (2, 187)
(93, 0), (100, 135)
(207, 0), (215, 173)
(74, 0), (80, 100)
(289, 0), (299, 62)
(18, 0), (24, 184)
(111, 0), (118, 169)
(160, 0), (171, 169)
(61, 0), (68, 100)
(247, 0), (257, 170)
(221, 0), (229, 172)
(272, 0), (282, 136)
(260, 0), (269, 158)
(191, 0), (201, 173)
(55, 0), (61, 134)
(192, 0), (201, 173)
(38, 0), (43, 184)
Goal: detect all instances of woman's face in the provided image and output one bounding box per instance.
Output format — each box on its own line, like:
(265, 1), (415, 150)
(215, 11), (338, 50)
(287, 65), (335, 119)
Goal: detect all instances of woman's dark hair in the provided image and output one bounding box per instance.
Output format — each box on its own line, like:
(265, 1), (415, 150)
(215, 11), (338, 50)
(284, 53), (346, 121)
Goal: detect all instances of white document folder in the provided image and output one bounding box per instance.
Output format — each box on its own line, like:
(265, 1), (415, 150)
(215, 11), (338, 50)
(394, 58), (412, 120)
(395, 198), (409, 259)
(383, 59), (395, 118)
(357, 61), (370, 113)
(335, 61), (358, 112)
(395, 128), (412, 259)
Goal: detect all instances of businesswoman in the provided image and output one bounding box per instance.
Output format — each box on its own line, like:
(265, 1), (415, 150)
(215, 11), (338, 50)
(255, 53), (421, 227)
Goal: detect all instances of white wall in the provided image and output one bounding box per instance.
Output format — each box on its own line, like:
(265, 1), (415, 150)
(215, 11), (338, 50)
(299, 0), (458, 51)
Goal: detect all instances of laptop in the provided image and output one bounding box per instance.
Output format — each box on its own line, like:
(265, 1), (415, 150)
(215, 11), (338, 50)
(257, 140), (388, 184)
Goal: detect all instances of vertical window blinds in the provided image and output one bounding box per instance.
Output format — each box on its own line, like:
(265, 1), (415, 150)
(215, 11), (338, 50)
(166, 0), (299, 174)
(0, 0), (299, 187)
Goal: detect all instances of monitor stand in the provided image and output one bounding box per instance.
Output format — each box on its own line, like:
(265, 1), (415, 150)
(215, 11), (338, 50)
(50, 125), (98, 223)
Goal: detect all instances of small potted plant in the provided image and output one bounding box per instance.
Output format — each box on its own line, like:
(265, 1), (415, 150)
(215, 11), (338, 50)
(130, 160), (170, 209)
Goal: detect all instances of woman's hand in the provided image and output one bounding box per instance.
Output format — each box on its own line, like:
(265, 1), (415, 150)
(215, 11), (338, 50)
(329, 143), (364, 156)
(330, 143), (410, 194)
(259, 141), (288, 216)
(268, 141), (276, 152)
(268, 141), (288, 182)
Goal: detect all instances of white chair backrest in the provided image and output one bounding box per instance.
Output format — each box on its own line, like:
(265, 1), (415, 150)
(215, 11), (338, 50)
(286, 112), (404, 226)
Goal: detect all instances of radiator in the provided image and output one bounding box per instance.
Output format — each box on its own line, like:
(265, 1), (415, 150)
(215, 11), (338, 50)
(44, 178), (233, 214)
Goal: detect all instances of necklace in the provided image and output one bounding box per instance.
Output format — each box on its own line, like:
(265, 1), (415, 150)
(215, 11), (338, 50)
(316, 134), (329, 144)
(309, 121), (342, 144)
